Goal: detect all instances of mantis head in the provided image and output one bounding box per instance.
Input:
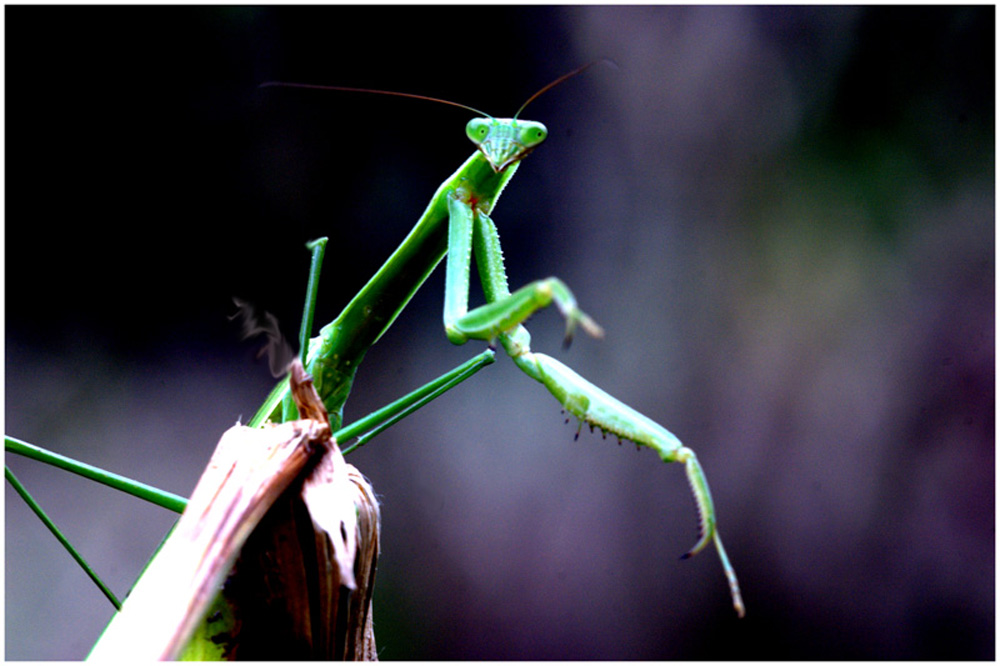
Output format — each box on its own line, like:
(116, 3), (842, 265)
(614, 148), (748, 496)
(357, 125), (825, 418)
(464, 61), (609, 173)
(466, 117), (548, 173)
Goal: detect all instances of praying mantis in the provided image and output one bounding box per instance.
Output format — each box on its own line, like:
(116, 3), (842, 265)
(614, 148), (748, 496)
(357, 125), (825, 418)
(255, 62), (743, 616)
(8, 63), (743, 658)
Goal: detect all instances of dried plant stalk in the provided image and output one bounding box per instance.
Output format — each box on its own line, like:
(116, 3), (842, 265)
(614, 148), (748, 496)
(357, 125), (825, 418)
(88, 361), (380, 661)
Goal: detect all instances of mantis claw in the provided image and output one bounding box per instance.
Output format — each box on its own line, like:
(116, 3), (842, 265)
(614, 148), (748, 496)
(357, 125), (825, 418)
(561, 318), (577, 349)
(560, 307), (604, 349)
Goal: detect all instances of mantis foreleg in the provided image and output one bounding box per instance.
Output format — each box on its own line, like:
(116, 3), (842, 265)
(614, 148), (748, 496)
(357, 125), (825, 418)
(444, 195), (602, 346)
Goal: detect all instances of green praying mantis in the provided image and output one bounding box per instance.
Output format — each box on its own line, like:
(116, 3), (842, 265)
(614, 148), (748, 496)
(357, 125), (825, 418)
(254, 62), (744, 617)
(8, 62), (744, 658)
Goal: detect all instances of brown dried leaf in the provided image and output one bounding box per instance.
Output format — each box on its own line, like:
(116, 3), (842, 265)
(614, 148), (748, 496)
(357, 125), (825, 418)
(88, 360), (380, 661)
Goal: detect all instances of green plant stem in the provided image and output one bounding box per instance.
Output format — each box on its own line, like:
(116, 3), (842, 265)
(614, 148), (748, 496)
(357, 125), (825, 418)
(299, 237), (328, 365)
(283, 237), (330, 422)
(5, 436), (187, 514)
(5, 349), (493, 516)
(5, 465), (122, 610)
(338, 348), (495, 453)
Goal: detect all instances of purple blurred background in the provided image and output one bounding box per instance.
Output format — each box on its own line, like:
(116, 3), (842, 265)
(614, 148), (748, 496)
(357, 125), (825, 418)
(6, 6), (994, 659)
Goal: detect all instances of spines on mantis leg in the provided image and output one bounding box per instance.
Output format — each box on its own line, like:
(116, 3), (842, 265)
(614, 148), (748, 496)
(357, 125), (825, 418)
(511, 350), (686, 460)
(510, 348), (745, 617)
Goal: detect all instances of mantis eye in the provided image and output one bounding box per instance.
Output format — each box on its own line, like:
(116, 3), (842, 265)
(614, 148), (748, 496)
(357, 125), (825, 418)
(465, 118), (491, 145)
(517, 121), (548, 148)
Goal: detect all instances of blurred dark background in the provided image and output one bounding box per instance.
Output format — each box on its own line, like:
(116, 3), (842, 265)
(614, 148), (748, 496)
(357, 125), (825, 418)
(5, 6), (994, 660)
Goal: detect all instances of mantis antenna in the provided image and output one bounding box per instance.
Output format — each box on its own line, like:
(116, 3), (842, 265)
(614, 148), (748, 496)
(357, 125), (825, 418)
(258, 80), (492, 118)
(513, 59), (616, 119)
(260, 59), (615, 119)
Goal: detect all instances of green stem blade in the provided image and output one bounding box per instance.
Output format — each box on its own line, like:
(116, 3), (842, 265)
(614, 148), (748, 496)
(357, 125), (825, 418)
(5, 436), (187, 514)
(335, 348), (495, 451)
(5, 346), (493, 517)
(338, 348), (495, 453)
(6, 465), (122, 610)
(299, 237), (328, 365)
(283, 237), (330, 422)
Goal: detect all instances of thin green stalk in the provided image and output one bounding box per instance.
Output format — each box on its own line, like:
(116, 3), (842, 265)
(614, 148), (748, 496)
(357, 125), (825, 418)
(249, 375), (289, 429)
(5, 436), (187, 514)
(283, 237), (329, 422)
(5, 350), (493, 516)
(338, 348), (495, 453)
(6, 465), (122, 610)
(298, 237), (328, 365)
